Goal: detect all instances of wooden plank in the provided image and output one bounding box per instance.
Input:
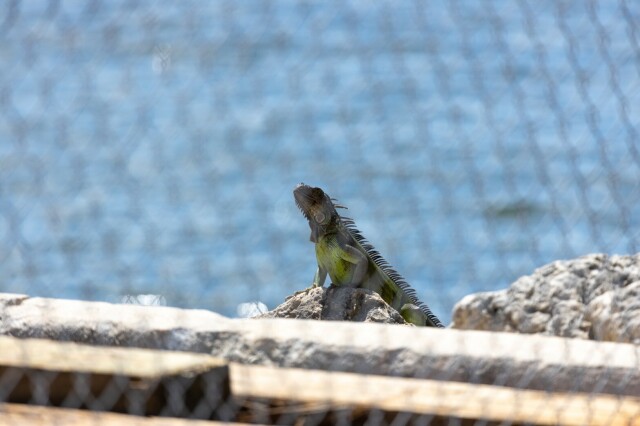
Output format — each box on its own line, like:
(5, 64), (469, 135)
(0, 336), (225, 378)
(0, 336), (230, 418)
(0, 403), (260, 426)
(230, 363), (640, 426)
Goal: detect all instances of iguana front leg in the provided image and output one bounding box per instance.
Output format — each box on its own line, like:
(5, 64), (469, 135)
(339, 244), (368, 287)
(313, 265), (327, 287)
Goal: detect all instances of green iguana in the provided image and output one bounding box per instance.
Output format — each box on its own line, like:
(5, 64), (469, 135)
(293, 183), (444, 327)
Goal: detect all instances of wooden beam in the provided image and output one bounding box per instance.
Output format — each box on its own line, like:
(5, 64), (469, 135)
(0, 403), (259, 426)
(0, 336), (226, 378)
(230, 364), (640, 426)
(0, 336), (230, 418)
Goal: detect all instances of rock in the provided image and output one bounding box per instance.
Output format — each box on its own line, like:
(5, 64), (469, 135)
(588, 281), (640, 344)
(451, 253), (640, 343)
(0, 293), (29, 307)
(0, 294), (232, 352)
(256, 286), (407, 325)
(450, 292), (512, 332)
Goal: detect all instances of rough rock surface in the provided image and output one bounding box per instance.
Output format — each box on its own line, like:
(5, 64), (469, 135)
(256, 286), (407, 325)
(451, 253), (640, 343)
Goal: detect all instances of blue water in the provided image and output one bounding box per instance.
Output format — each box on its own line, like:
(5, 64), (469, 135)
(1, 1), (639, 322)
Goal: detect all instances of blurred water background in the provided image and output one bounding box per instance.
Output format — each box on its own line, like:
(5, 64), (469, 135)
(1, 1), (639, 323)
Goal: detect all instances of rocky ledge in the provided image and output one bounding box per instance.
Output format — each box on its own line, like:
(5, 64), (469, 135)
(451, 253), (640, 343)
(256, 286), (409, 325)
(258, 254), (640, 344)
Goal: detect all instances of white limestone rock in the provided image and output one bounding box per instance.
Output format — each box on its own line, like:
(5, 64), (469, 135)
(451, 254), (640, 343)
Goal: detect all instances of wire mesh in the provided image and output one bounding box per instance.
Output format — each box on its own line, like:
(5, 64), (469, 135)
(0, 0), (639, 424)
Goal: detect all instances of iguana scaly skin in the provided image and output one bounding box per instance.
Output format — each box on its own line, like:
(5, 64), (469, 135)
(293, 183), (444, 327)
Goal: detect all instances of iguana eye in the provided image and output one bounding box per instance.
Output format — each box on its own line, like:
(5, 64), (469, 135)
(314, 212), (326, 223)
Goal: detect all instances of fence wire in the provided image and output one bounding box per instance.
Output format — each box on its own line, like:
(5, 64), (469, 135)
(0, 0), (639, 424)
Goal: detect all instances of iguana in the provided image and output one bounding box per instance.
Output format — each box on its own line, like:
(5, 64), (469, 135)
(293, 183), (444, 327)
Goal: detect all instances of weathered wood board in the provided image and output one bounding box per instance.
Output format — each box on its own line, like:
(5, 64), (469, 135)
(0, 336), (230, 419)
(0, 403), (259, 426)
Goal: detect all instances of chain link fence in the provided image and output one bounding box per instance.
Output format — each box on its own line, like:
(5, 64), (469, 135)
(1, 0), (639, 424)
(2, 0), (640, 321)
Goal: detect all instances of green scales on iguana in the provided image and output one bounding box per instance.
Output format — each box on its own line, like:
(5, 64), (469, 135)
(294, 183), (444, 327)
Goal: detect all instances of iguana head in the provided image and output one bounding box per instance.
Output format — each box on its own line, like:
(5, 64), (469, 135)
(293, 183), (340, 243)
